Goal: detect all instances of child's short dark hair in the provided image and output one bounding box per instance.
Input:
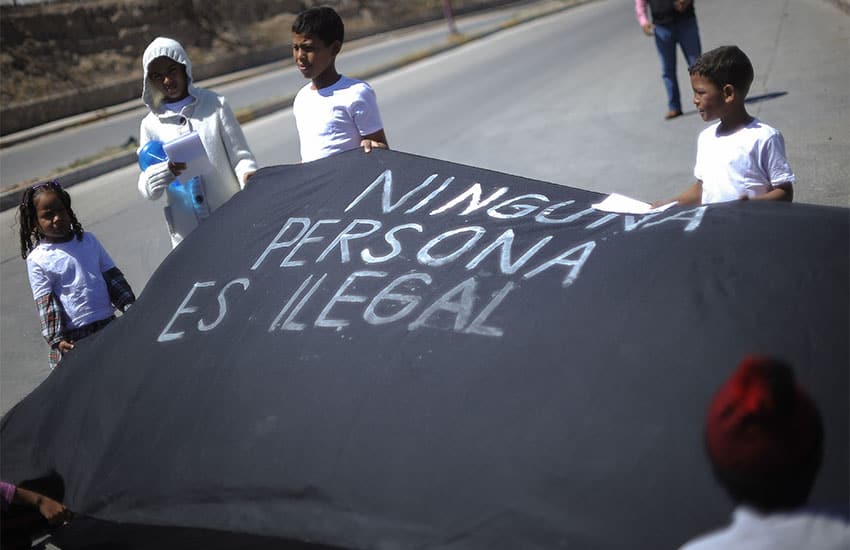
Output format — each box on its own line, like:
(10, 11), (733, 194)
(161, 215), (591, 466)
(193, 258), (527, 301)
(689, 45), (754, 97)
(292, 6), (344, 46)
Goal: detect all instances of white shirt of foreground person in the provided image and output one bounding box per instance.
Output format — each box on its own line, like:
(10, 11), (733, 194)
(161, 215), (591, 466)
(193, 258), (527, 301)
(679, 506), (850, 550)
(294, 75), (384, 163)
(694, 118), (795, 204)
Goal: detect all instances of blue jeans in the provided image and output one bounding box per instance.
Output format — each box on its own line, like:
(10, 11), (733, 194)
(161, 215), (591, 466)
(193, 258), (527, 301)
(653, 15), (702, 112)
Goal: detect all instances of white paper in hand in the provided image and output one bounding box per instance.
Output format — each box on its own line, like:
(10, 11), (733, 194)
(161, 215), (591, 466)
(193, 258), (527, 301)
(591, 193), (677, 215)
(163, 131), (213, 183)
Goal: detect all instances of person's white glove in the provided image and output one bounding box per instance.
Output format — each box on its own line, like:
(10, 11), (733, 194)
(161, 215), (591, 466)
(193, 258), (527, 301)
(143, 161), (173, 199)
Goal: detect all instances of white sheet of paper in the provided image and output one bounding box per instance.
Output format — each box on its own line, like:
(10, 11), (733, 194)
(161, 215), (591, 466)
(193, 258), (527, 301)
(163, 131), (213, 183)
(591, 193), (678, 215)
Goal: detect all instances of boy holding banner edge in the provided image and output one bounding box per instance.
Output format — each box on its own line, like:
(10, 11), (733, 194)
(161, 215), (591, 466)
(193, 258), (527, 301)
(292, 7), (389, 162)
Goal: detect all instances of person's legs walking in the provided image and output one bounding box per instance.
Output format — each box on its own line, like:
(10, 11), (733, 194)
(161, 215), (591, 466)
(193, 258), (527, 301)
(653, 24), (681, 117)
(678, 15), (702, 68)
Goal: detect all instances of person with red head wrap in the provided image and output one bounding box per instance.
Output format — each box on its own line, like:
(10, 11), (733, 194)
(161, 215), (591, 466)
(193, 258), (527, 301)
(679, 356), (849, 550)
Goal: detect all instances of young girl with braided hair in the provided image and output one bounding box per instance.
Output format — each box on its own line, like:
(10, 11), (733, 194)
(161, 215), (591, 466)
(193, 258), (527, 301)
(18, 180), (136, 369)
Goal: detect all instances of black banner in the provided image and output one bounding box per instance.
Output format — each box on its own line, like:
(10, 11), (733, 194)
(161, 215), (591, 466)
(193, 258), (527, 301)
(2, 149), (848, 549)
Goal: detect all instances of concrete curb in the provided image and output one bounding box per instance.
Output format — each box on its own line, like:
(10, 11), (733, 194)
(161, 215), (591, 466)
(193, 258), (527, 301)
(0, 150), (139, 212)
(0, 59), (296, 150)
(0, 0), (591, 212)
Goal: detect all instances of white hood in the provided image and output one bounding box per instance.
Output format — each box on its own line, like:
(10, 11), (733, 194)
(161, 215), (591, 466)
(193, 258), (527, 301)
(141, 37), (198, 112)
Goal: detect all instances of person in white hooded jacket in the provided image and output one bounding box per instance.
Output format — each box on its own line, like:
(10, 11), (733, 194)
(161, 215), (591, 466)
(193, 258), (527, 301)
(137, 37), (257, 247)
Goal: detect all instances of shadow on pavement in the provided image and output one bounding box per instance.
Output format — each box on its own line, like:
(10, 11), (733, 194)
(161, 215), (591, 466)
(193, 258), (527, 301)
(745, 91), (788, 104)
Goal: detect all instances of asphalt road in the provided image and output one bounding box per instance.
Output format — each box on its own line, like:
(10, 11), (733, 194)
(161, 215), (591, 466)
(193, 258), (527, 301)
(1, 0), (848, 415)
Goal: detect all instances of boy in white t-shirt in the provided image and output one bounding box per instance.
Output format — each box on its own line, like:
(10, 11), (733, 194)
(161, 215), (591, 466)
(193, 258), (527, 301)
(291, 6), (388, 162)
(655, 46), (795, 206)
